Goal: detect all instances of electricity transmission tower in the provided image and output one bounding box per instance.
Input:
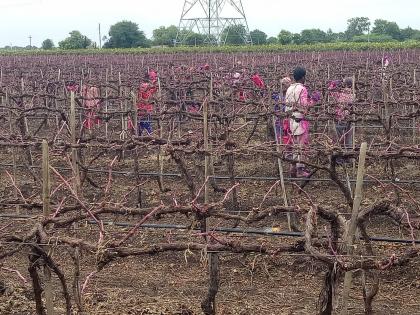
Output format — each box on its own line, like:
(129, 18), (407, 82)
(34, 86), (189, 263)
(176, 0), (251, 45)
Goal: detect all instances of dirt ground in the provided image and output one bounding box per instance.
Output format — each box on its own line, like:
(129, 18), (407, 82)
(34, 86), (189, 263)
(0, 229), (419, 315)
(0, 115), (419, 314)
(0, 169), (419, 315)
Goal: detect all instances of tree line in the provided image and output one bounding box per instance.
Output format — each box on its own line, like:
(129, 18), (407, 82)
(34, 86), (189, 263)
(4, 17), (420, 50)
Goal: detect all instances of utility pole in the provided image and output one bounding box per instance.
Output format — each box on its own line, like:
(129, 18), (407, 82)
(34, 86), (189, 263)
(98, 23), (102, 49)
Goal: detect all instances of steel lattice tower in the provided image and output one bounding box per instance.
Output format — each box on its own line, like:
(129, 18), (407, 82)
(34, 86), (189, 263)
(176, 0), (251, 45)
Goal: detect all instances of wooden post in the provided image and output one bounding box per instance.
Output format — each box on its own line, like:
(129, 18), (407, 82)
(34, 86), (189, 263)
(80, 79), (85, 135)
(132, 92), (138, 136)
(118, 73), (127, 140)
(43, 266), (54, 315)
(341, 142), (368, 313)
(413, 105), (417, 145)
(157, 78), (165, 191)
(42, 140), (50, 216)
(105, 69), (109, 138)
(202, 89), (219, 315)
(131, 85), (143, 208)
(352, 74), (357, 175)
(411, 70), (417, 145)
(124, 88), (129, 140)
(271, 116), (294, 230)
(132, 89), (143, 206)
(42, 140), (54, 315)
(205, 72), (215, 180)
(6, 91), (20, 214)
(21, 77), (33, 166)
(73, 246), (82, 312)
(382, 77), (387, 120)
(326, 64), (332, 151)
(204, 100), (210, 206)
(70, 91), (81, 193)
(54, 84), (60, 130)
(276, 81), (295, 229)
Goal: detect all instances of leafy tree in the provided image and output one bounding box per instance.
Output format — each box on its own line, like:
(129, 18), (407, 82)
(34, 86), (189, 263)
(372, 19), (401, 40)
(266, 37), (278, 45)
(401, 27), (414, 40)
(335, 32), (347, 42)
(345, 17), (370, 40)
(104, 21), (148, 48)
(250, 29), (267, 45)
(278, 30), (293, 45)
(352, 34), (395, 42)
(300, 29), (327, 44)
(222, 24), (248, 45)
(185, 33), (206, 46)
(400, 27), (420, 41)
(59, 31), (92, 49)
(292, 33), (302, 45)
(326, 28), (338, 42)
(41, 39), (54, 50)
(152, 25), (179, 46)
(202, 34), (218, 45)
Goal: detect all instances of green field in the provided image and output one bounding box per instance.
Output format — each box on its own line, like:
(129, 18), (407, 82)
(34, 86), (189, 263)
(1, 41), (420, 55)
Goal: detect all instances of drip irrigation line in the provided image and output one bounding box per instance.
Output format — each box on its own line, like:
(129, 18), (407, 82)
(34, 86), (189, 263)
(3, 114), (419, 132)
(90, 221), (420, 245)
(0, 221), (402, 247)
(0, 214), (417, 245)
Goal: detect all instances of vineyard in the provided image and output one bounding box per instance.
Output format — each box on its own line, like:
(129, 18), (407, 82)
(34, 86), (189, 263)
(0, 50), (419, 315)
(2, 41), (420, 56)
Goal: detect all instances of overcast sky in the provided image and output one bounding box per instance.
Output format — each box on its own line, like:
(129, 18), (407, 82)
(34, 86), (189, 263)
(1, 0), (420, 47)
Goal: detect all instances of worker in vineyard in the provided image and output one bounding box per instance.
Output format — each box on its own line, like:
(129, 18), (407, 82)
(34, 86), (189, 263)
(136, 70), (158, 135)
(233, 72), (241, 85)
(232, 71), (247, 101)
(82, 85), (101, 130)
(285, 67), (320, 177)
(251, 72), (265, 97)
(381, 55), (391, 81)
(328, 77), (354, 154)
(199, 63), (210, 71)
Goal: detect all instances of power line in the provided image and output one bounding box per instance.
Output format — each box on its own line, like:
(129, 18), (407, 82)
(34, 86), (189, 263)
(0, 163), (419, 185)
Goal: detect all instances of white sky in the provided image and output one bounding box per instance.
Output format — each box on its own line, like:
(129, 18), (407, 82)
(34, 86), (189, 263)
(1, 0), (419, 47)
